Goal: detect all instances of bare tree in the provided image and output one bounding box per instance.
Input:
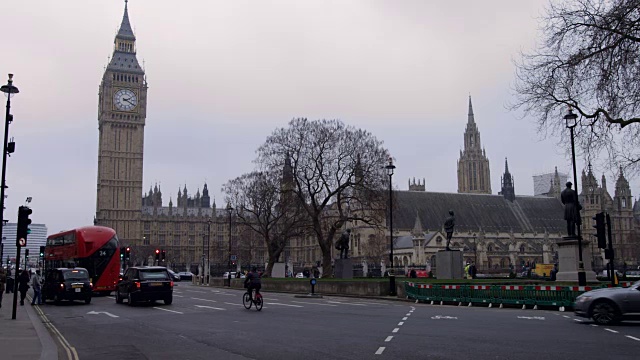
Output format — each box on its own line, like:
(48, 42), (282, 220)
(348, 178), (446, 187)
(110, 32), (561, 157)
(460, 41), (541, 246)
(513, 0), (640, 174)
(361, 232), (388, 266)
(256, 118), (389, 277)
(223, 170), (307, 277)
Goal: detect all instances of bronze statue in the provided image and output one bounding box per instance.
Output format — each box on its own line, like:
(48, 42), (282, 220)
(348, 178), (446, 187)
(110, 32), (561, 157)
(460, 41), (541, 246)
(561, 181), (582, 237)
(335, 229), (351, 259)
(444, 210), (455, 250)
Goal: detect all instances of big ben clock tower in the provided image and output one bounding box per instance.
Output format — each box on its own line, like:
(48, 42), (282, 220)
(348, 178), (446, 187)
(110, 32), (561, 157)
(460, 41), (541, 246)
(96, 0), (147, 245)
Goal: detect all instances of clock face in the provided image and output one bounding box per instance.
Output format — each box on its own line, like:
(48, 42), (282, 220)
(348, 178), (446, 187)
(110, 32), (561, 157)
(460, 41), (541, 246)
(113, 89), (138, 111)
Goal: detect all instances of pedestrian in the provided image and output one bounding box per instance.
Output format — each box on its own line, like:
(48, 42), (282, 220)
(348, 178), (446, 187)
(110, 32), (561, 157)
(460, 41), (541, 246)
(18, 269), (30, 306)
(5, 269), (13, 294)
(31, 269), (43, 305)
(0, 268), (6, 308)
(410, 269), (417, 278)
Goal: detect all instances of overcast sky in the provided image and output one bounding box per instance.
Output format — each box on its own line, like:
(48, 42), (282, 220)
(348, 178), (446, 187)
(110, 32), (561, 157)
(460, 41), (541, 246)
(1, 0), (637, 234)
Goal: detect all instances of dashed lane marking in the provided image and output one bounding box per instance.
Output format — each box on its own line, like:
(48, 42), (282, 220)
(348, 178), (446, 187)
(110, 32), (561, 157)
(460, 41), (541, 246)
(153, 307), (184, 314)
(626, 335), (640, 341)
(402, 317), (408, 320)
(563, 315), (570, 319)
(194, 305), (226, 311)
(385, 336), (393, 342)
(327, 301), (365, 306)
(392, 328), (399, 333)
(375, 347), (385, 355)
(604, 328), (619, 334)
(224, 302), (244, 306)
(406, 313), (411, 316)
(268, 303), (303, 308)
(398, 322), (404, 326)
(291, 301), (337, 306)
(192, 297), (218, 303)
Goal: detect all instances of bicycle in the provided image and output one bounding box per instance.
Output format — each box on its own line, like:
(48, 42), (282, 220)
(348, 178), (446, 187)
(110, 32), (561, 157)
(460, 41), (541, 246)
(243, 288), (263, 311)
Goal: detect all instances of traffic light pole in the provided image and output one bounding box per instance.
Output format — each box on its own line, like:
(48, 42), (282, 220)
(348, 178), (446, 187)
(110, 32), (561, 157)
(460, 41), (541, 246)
(11, 245), (21, 319)
(606, 213), (615, 287)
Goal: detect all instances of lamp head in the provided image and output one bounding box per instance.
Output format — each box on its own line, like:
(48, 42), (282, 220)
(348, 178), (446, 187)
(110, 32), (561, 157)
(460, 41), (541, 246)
(564, 107), (578, 129)
(385, 156), (395, 176)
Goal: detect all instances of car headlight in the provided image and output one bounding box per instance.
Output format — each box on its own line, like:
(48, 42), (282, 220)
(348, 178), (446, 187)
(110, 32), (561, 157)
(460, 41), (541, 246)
(576, 296), (592, 303)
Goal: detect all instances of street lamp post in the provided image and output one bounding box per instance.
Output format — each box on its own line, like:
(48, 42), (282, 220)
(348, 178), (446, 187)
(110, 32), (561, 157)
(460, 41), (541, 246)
(385, 157), (396, 296)
(473, 235), (477, 268)
(206, 217), (212, 284)
(565, 108), (587, 286)
(0, 74), (19, 258)
(226, 202), (233, 287)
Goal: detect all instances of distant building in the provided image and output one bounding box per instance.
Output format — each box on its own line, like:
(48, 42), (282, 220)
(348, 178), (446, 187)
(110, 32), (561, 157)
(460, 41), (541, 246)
(457, 97), (491, 194)
(533, 169), (568, 196)
(1, 223), (48, 267)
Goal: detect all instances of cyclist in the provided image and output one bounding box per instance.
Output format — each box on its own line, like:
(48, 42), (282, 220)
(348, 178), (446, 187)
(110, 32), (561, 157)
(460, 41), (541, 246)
(244, 267), (262, 300)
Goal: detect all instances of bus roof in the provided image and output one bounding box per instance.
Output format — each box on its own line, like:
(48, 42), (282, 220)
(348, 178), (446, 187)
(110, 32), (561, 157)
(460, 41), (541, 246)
(47, 226), (116, 240)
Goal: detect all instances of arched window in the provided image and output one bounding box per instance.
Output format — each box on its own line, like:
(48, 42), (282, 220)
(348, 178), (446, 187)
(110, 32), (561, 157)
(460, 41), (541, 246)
(436, 236), (442, 243)
(520, 244), (526, 253)
(487, 244), (493, 252)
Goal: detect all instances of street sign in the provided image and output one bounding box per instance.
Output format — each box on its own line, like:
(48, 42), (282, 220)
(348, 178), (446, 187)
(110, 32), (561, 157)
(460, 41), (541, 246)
(230, 255), (237, 261)
(18, 238), (25, 246)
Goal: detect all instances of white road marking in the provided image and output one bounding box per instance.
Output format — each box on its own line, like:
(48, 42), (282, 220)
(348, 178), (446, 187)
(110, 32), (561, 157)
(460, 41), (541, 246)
(106, 296), (115, 299)
(268, 303), (303, 308)
(87, 311), (119, 318)
(392, 328), (399, 333)
(375, 347), (385, 355)
(398, 322), (404, 326)
(351, 301), (388, 306)
(402, 317), (408, 320)
(174, 295), (184, 298)
(224, 302), (243, 306)
(385, 336), (393, 342)
(192, 297), (217, 303)
(185, 290), (206, 293)
(153, 307), (183, 314)
(292, 301), (337, 306)
(194, 305), (226, 311)
(327, 301), (365, 306)
(626, 335), (640, 341)
(604, 328), (619, 333)
(591, 324), (598, 327)
(430, 315), (458, 320)
(573, 319), (583, 322)
(406, 313), (411, 316)
(517, 316), (545, 320)
(562, 315), (570, 318)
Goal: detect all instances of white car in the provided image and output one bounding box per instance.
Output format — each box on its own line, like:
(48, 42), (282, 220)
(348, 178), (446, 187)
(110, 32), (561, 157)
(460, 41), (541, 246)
(295, 272), (304, 278)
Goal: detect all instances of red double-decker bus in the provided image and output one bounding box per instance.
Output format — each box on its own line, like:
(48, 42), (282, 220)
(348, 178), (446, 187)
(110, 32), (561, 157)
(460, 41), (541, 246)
(45, 226), (120, 295)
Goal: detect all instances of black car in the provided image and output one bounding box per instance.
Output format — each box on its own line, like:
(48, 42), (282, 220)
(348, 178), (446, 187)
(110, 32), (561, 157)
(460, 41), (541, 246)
(116, 266), (173, 306)
(42, 267), (92, 304)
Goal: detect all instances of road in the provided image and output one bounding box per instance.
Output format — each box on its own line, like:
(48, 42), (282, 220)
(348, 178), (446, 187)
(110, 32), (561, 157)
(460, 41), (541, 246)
(37, 283), (640, 359)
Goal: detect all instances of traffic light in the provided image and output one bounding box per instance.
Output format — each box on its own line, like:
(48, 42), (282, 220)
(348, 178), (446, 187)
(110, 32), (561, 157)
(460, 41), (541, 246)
(593, 212), (606, 249)
(16, 206), (32, 246)
(25, 248), (29, 260)
(155, 249), (160, 262)
(120, 247), (125, 260)
(126, 247), (131, 260)
(161, 249), (166, 262)
(39, 246), (45, 259)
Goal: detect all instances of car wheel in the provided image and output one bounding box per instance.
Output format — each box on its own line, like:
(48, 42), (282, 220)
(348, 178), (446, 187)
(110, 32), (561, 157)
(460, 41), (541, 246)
(85, 297), (91, 305)
(127, 293), (135, 306)
(54, 294), (62, 305)
(115, 290), (123, 304)
(591, 300), (620, 325)
(164, 296), (173, 305)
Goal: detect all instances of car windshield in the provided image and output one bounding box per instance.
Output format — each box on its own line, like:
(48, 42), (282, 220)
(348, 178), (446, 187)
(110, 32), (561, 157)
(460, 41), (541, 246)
(140, 270), (169, 280)
(63, 270), (89, 280)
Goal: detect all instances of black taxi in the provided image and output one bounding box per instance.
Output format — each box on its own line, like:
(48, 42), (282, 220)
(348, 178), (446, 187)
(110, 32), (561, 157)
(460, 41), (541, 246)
(116, 266), (173, 306)
(43, 267), (92, 304)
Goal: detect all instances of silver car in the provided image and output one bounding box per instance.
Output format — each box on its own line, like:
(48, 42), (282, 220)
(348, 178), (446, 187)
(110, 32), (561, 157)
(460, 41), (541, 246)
(574, 281), (640, 325)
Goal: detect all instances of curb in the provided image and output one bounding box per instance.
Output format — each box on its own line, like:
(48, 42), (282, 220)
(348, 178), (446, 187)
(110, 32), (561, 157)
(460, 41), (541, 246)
(25, 297), (58, 360)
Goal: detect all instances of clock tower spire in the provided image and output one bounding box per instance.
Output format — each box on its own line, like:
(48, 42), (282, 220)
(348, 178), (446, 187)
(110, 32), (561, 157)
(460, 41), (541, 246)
(95, 0), (148, 246)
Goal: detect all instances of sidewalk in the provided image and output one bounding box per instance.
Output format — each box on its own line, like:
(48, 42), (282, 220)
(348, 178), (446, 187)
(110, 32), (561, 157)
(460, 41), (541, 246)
(0, 291), (58, 360)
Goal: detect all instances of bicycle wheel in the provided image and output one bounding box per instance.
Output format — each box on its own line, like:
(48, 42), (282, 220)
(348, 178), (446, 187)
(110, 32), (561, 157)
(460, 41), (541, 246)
(243, 292), (252, 309)
(255, 293), (263, 311)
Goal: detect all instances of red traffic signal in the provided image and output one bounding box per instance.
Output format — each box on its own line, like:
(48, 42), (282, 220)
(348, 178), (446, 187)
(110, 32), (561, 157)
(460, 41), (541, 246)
(155, 249), (160, 254)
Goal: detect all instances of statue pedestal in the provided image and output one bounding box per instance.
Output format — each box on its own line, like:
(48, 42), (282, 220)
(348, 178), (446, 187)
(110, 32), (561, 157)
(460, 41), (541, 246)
(436, 250), (464, 279)
(556, 237), (597, 282)
(271, 262), (286, 278)
(334, 258), (353, 279)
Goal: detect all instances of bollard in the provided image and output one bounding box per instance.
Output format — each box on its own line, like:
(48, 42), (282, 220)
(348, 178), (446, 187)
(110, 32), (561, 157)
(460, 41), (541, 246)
(310, 278), (317, 295)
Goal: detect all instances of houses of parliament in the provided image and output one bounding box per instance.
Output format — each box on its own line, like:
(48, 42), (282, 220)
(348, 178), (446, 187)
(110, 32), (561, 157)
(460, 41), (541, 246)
(94, 3), (640, 273)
